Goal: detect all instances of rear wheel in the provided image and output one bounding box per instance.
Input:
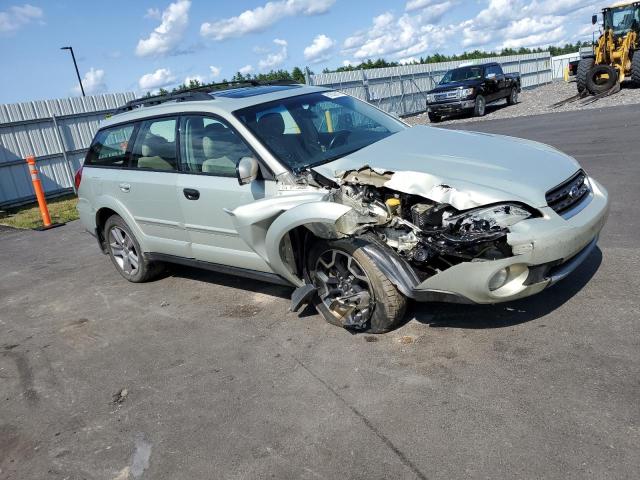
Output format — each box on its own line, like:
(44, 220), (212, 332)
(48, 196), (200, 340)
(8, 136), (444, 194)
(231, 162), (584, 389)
(473, 95), (486, 117)
(586, 64), (618, 94)
(506, 87), (518, 105)
(428, 112), (441, 123)
(577, 58), (594, 93)
(631, 52), (640, 85)
(104, 215), (162, 283)
(307, 239), (407, 333)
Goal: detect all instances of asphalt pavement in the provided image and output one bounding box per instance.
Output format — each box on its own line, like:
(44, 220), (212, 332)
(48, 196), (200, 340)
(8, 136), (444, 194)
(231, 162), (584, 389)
(1, 104), (639, 480)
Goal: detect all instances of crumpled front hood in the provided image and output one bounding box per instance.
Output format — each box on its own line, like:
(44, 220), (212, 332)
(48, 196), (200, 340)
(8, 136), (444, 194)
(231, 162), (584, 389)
(312, 126), (581, 209)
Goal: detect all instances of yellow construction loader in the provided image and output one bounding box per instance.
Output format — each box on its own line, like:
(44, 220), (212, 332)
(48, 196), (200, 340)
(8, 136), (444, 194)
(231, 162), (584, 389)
(577, 1), (640, 94)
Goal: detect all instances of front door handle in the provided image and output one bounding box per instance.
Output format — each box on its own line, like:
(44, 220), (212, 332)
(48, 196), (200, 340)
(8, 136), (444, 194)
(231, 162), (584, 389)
(119, 183), (130, 193)
(183, 188), (200, 200)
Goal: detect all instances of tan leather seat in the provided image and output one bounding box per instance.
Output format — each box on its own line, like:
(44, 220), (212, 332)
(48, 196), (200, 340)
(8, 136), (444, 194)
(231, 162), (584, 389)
(137, 135), (175, 170)
(201, 124), (239, 175)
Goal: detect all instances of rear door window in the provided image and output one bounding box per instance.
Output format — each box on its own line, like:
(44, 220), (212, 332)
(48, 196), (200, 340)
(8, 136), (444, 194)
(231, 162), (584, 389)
(129, 117), (178, 171)
(85, 124), (135, 167)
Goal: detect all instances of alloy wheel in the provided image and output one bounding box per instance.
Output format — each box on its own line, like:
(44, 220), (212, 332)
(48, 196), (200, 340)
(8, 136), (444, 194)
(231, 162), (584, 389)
(109, 226), (139, 276)
(511, 89), (518, 103)
(313, 249), (374, 329)
(477, 96), (486, 115)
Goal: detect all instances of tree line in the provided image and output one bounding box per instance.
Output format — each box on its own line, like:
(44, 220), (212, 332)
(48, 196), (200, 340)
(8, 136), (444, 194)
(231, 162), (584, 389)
(149, 41), (592, 96)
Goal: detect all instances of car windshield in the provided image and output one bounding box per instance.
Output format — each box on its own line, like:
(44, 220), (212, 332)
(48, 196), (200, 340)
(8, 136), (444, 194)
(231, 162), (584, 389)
(604, 6), (640, 35)
(234, 91), (405, 172)
(439, 66), (483, 84)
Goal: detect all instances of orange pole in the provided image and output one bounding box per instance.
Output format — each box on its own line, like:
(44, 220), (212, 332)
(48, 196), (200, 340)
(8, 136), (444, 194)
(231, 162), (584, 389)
(26, 155), (52, 228)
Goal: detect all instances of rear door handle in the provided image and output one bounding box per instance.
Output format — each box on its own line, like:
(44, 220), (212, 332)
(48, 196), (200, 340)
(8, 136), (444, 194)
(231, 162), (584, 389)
(183, 188), (200, 200)
(119, 183), (130, 193)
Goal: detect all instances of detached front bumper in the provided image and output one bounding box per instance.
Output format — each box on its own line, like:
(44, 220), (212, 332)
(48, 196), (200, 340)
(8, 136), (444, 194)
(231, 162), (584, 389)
(428, 99), (475, 115)
(411, 178), (609, 304)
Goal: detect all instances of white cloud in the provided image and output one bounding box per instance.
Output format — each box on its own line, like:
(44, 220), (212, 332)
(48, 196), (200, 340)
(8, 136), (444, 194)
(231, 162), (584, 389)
(74, 68), (107, 95)
(405, 0), (439, 12)
(145, 7), (161, 20)
(239, 65), (254, 75)
(461, 0), (601, 50)
(258, 38), (288, 70)
(139, 68), (176, 90)
(200, 0), (335, 40)
(342, 59), (353, 67)
(304, 34), (335, 63)
(0, 3), (43, 34)
(209, 65), (221, 79)
(343, 4), (455, 60)
(136, 0), (190, 57)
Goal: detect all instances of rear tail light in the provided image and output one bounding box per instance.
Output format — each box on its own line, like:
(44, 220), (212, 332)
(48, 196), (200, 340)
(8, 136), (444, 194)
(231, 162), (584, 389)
(74, 166), (83, 191)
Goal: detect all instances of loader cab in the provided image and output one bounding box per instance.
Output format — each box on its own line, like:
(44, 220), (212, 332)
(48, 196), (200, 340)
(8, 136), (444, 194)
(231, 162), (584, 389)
(602, 3), (640, 36)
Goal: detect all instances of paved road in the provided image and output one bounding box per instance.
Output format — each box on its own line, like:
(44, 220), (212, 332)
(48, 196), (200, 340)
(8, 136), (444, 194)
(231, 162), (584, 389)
(1, 105), (638, 480)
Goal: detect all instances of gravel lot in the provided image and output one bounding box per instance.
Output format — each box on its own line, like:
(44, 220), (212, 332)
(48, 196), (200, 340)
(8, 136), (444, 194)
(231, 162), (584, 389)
(1, 105), (639, 479)
(406, 80), (640, 126)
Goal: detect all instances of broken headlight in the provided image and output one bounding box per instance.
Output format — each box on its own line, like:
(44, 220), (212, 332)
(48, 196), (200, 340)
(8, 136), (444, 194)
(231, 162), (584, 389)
(445, 203), (535, 232)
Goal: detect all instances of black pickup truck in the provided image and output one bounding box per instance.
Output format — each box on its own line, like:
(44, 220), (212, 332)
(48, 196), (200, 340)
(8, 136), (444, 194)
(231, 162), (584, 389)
(426, 62), (521, 122)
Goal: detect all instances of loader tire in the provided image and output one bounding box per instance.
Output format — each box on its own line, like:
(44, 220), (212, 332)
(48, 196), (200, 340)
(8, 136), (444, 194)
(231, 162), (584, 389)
(577, 58), (594, 93)
(586, 64), (618, 94)
(632, 52), (640, 86)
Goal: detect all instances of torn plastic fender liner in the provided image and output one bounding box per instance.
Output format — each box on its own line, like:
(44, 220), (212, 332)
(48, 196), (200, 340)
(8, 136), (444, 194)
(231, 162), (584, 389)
(263, 201), (353, 287)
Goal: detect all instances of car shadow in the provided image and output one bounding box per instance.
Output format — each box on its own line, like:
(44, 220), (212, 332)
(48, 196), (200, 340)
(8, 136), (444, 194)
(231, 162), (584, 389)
(407, 247), (603, 330)
(167, 264), (293, 300)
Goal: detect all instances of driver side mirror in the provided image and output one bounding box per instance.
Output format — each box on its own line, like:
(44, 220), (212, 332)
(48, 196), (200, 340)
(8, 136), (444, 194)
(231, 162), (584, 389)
(236, 156), (259, 185)
(592, 14), (598, 25)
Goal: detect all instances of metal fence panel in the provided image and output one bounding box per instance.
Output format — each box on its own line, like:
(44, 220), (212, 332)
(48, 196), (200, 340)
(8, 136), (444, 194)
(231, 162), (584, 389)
(0, 91), (135, 207)
(309, 52), (552, 117)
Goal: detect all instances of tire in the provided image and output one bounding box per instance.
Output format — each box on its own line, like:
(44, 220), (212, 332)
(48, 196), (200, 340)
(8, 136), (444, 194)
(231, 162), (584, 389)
(576, 57), (594, 93)
(473, 95), (486, 117)
(307, 238), (407, 333)
(428, 112), (441, 123)
(586, 64), (618, 94)
(506, 87), (518, 105)
(104, 215), (162, 283)
(632, 51), (640, 86)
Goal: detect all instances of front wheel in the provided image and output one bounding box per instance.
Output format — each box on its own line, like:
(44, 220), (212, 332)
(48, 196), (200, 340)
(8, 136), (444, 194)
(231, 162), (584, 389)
(428, 112), (441, 123)
(631, 52), (640, 85)
(473, 95), (486, 117)
(307, 239), (407, 333)
(104, 215), (162, 283)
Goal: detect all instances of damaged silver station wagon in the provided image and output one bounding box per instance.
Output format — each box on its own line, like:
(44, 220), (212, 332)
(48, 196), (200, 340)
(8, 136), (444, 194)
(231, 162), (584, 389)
(77, 83), (609, 333)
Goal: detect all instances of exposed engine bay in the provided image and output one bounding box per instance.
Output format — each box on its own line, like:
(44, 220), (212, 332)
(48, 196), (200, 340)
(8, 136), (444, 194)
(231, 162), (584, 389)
(323, 167), (536, 280)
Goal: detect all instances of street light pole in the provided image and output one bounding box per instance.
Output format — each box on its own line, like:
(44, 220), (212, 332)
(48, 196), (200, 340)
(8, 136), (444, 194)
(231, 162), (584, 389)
(60, 46), (85, 96)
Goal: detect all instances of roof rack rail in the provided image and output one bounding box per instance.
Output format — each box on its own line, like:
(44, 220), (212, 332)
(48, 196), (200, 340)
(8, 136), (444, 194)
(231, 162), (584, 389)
(115, 79), (302, 113)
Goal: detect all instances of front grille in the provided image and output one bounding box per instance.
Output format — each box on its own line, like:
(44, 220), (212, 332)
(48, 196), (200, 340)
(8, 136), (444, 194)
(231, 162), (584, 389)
(545, 170), (590, 216)
(434, 91), (459, 101)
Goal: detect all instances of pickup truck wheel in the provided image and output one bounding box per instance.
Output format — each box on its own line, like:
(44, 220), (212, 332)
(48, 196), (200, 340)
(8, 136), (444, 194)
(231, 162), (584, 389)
(473, 95), (486, 117)
(428, 112), (441, 123)
(577, 58), (595, 93)
(104, 215), (162, 283)
(307, 239), (407, 334)
(507, 87), (519, 105)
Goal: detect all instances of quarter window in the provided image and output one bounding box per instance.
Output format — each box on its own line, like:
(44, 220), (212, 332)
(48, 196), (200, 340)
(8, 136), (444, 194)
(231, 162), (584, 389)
(85, 124), (134, 167)
(179, 115), (253, 176)
(130, 117), (178, 171)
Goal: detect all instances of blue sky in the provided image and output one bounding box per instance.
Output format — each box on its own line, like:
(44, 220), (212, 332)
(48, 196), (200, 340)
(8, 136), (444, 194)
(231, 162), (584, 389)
(0, 0), (600, 104)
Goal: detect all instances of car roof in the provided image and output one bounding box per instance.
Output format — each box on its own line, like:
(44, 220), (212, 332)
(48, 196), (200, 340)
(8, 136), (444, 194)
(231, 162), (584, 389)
(100, 84), (331, 129)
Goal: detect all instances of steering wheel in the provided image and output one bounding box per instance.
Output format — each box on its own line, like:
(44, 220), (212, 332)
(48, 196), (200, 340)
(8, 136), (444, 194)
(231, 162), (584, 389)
(328, 131), (350, 150)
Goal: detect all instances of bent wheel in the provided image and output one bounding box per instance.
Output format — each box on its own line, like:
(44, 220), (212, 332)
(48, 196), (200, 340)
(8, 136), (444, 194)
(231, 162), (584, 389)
(307, 239), (407, 333)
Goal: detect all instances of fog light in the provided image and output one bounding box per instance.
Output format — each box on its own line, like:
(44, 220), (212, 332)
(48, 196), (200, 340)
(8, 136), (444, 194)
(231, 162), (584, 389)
(489, 267), (510, 291)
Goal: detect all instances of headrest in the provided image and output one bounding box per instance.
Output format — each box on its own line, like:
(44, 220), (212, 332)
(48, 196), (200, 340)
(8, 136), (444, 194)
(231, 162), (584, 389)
(258, 113), (285, 137)
(202, 123), (236, 158)
(140, 134), (174, 159)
